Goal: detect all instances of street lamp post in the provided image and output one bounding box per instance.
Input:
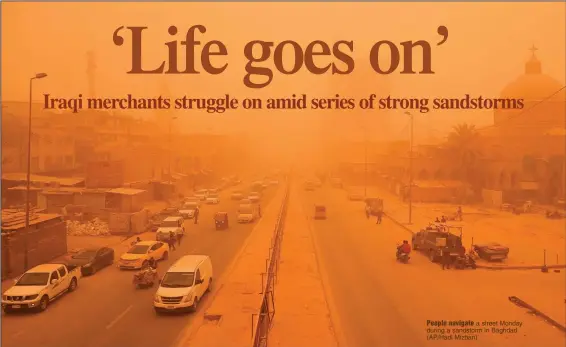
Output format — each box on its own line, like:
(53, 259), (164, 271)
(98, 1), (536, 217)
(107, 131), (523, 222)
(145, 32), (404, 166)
(404, 111), (414, 225)
(24, 72), (48, 272)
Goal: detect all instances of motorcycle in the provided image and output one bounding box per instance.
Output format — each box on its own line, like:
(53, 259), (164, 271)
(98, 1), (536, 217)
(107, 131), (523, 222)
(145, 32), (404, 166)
(133, 267), (158, 289)
(396, 249), (410, 264)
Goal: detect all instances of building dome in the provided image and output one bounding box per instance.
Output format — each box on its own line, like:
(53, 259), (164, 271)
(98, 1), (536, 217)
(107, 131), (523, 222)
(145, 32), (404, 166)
(500, 47), (566, 102)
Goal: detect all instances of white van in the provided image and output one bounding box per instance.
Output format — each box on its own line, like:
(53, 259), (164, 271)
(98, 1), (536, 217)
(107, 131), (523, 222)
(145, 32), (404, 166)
(237, 203), (259, 223)
(154, 255), (213, 313)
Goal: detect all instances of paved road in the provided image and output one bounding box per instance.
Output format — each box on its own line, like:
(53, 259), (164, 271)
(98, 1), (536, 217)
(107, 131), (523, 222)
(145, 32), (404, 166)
(2, 187), (277, 347)
(300, 185), (565, 347)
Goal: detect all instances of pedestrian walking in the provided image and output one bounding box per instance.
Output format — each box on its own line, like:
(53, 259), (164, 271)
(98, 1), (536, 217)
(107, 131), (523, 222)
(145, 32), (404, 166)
(441, 246), (451, 270)
(258, 204), (262, 218)
(457, 206), (463, 221)
(177, 232), (183, 246)
(194, 207), (199, 224)
(168, 231), (176, 251)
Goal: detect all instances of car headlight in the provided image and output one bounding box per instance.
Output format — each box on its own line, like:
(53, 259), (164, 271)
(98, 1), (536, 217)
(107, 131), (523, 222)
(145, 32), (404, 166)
(183, 293), (193, 303)
(154, 295), (160, 303)
(25, 294), (38, 300)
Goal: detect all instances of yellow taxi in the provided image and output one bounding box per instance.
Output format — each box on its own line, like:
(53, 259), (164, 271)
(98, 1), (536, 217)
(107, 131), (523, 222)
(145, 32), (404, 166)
(118, 241), (169, 270)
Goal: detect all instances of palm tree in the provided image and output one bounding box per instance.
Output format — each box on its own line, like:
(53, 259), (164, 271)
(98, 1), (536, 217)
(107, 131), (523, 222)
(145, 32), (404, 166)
(444, 123), (482, 187)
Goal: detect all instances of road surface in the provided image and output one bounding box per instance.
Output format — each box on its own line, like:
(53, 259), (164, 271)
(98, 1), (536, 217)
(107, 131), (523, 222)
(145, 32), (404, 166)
(2, 188), (276, 347)
(300, 185), (565, 347)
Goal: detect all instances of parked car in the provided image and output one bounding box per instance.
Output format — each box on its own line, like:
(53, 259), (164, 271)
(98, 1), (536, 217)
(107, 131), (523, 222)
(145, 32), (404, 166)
(118, 241), (169, 270)
(473, 243), (509, 261)
(248, 193), (261, 203)
(65, 247), (114, 276)
(2, 263), (81, 313)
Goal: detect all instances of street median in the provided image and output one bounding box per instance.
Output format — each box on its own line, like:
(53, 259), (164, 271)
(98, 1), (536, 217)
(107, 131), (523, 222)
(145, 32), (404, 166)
(183, 182), (288, 347)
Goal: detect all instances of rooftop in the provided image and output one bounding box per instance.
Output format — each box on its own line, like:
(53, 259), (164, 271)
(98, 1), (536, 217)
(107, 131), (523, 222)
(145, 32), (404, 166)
(106, 188), (146, 196)
(27, 263), (66, 273)
(169, 255), (208, 271)
(2, 173), (85, 186)
(1, 210), (62, 231)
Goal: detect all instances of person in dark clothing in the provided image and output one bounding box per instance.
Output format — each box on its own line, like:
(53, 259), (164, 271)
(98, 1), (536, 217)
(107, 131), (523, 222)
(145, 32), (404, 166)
(441, 246), (451, 269)
(168, 232), (176, 251)
(258, 204), (262, 217)
(376, 210), (383, 224)
(456, 206), (463, 221)
(194, 207), (200, 224)
(435, 217), (440, 223)
(440, 216), (447, 223)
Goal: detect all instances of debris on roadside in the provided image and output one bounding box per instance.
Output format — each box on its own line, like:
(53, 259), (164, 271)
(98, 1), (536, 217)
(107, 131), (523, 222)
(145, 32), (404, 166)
(66, 218), (111, 236)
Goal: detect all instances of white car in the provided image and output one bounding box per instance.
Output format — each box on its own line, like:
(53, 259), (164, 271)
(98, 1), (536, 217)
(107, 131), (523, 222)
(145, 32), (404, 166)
(206, 193), (220, 204)
(118, 241), (169, 270)
(2, 263), (81, 313)
(156, 216), (185, 242)
(179, 203), (198, 219)
(154, 255), (213, 313)
(194, 189), (208, 201)
(231, 192), (244, 200)
(238, 204), (259, 223)
(248, 194), (260, 203)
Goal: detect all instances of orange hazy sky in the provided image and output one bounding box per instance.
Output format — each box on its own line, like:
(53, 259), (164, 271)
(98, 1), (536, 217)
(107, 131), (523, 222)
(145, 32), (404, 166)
(1, 2), (565, 142)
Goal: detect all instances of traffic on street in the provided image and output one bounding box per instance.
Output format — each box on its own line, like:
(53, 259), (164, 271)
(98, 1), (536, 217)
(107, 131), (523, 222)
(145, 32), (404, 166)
(2, 186), (276, 347)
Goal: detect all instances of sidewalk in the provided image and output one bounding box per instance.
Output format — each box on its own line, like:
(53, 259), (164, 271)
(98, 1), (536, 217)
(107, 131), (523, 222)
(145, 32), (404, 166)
(184, 186), (287, 347)
(269, 186), (338, 347)
(359, 185), (566, 269)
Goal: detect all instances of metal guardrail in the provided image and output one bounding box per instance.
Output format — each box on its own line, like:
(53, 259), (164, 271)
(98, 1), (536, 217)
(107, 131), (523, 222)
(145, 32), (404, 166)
(251, 179), (290, 347)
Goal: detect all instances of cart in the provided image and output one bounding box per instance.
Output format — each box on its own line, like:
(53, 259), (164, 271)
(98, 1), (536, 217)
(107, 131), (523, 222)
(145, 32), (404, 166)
(215, 212), (229, 230)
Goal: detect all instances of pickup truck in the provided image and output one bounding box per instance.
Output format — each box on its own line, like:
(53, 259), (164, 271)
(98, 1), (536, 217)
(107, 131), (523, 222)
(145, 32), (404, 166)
(2, 263), (81, 313)
(412, 224), (464, 262)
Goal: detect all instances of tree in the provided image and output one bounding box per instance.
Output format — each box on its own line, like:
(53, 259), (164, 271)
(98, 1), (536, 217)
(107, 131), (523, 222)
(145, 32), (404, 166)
(444, 123), (483, 187)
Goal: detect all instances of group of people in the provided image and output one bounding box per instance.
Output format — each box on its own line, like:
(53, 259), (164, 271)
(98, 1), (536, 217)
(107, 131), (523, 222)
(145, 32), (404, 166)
(166, 230), (183, 251)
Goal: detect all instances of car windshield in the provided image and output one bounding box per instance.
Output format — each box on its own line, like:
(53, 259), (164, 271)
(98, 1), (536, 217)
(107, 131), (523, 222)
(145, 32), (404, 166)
(15, 273), (50, 286)
(161, 220), (179, 228)
(239, 206), (252, 214)
(160, 272), (195, 288)
(72, 250), (97, 259)
(127, 245), (150, 254)
(209, 194), (219, 198)
(183, 203), (197, 209)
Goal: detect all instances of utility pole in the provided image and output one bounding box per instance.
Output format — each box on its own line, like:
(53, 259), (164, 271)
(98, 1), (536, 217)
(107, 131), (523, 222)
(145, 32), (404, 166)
(25, 73), (48, 271)
(405, 111), (414, 225)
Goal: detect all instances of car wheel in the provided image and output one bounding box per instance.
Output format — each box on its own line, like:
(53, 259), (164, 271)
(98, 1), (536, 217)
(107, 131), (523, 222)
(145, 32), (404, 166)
(68, 278), (77, 292)
(191, 297), (199, 311)
(38, 296), (49, 312)
(162, 252), (169, 260)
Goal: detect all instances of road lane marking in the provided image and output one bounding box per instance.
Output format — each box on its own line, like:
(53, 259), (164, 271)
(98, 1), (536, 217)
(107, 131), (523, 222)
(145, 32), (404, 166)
(106, 305), (133, 330)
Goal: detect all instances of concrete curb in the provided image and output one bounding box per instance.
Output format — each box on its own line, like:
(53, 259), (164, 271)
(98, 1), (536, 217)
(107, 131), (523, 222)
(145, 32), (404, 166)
(384, 212), (565, 271)
(383, 212), (415, 235)
(476, 264), (566, 270)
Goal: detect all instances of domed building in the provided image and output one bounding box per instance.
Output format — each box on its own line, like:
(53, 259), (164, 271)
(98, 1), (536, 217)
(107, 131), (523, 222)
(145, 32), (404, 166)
(479, 47), (565, 205)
